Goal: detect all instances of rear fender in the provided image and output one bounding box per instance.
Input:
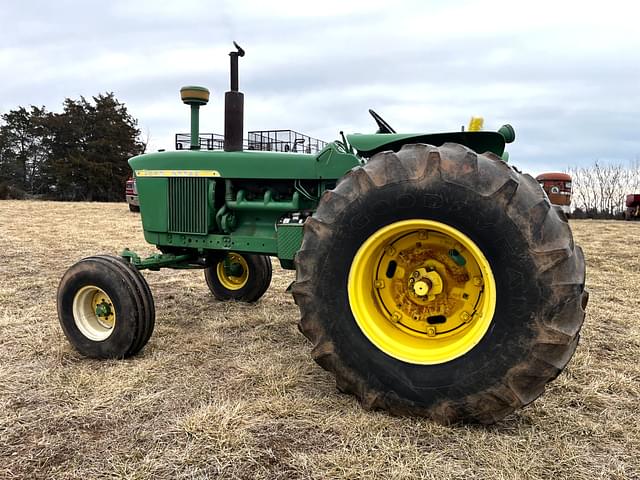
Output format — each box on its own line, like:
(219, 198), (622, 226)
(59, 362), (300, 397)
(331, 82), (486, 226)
(347, 131), (507, 158)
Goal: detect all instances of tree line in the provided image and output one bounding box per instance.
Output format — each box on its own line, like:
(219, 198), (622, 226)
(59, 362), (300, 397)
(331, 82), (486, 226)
(0, 93), (145, 201)
(567, 160), (640, 218)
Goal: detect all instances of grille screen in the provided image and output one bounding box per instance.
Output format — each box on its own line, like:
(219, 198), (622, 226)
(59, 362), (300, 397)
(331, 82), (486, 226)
(168, 178), (208, 235)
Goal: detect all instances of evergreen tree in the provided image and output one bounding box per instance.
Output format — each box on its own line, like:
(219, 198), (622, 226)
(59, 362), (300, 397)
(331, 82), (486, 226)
(0, 106), (51, 195)
(47, 93), (145, 201)
(0, 93), (144, 201)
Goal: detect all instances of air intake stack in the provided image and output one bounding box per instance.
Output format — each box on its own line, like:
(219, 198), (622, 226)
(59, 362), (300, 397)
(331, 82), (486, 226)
(180, 86), (210, 150)
(224, 42), (245, 152)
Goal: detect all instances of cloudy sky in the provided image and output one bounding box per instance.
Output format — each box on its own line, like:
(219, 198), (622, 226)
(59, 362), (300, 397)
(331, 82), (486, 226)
(1, 0), (638, 175)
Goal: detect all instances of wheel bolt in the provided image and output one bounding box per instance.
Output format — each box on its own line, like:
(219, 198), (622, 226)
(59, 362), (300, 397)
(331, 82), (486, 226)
(391, 312), (402, 323)
(426, 327), (436, 337)
(473, 276), (483, 286)
(460, 311), (471, 322)
(375, 280), (385, 289)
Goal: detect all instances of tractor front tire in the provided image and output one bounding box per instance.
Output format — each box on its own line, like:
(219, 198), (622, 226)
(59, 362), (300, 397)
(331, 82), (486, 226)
(204, 252), (272, 302)
(292, 143), (587, 424)
(57, 255), (155, 359)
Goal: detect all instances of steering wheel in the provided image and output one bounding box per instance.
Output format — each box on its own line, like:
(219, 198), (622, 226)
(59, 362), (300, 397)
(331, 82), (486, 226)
(369, 109), (396, 134)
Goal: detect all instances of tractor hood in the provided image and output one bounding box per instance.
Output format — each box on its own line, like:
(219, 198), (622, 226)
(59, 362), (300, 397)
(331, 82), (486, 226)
(347, 131), (509, 158)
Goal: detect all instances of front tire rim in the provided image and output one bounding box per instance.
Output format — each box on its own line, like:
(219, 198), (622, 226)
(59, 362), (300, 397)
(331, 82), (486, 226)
(72, 285), (116, 341)
(348, 219), (496, 365)
(216, 253), (249, 290)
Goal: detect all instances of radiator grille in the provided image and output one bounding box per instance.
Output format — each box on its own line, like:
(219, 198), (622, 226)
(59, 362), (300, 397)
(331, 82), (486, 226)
(168, 178), (208, 235)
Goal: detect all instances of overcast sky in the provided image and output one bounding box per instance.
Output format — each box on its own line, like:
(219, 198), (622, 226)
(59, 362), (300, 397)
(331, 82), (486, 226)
(1, 0), (638, 175)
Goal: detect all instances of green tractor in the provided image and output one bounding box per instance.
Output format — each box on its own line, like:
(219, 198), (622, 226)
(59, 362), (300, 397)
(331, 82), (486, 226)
(57, 43), (587, 424)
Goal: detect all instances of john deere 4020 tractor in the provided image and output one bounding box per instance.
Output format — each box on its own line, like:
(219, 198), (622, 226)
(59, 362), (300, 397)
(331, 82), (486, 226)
(57, 44), (587, 424)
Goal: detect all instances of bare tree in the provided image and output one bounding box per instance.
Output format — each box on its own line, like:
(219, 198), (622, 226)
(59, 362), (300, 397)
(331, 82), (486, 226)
(567, 159), (640, 217)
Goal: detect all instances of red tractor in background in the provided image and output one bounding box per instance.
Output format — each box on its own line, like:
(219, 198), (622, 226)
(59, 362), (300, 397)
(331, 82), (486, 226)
(536, 172), (572, 216)
(625, 194), (640, 220)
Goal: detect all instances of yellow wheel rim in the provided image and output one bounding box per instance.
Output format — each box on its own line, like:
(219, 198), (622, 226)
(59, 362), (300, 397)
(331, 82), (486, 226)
(72, 285), (116, 341)
(216, 253), (249, 290)
(348, 219), (496, 365)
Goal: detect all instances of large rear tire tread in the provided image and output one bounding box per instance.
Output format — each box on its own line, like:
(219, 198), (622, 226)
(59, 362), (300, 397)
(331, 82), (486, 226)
(292, 143), (587, 424)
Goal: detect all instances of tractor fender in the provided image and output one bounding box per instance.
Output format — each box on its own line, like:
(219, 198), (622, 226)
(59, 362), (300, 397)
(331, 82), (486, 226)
(347, 131), (508, 158)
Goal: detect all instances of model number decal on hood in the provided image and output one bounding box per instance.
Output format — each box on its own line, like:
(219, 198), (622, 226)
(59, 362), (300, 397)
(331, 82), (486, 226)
(136, 170), (221, 177)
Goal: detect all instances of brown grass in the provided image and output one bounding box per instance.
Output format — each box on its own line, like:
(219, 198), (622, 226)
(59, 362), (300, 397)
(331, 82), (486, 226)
(0, 200), (638, 479)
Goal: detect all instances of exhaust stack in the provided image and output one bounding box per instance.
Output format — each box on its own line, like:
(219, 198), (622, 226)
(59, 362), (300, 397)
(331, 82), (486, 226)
(224, 42), (245, 152)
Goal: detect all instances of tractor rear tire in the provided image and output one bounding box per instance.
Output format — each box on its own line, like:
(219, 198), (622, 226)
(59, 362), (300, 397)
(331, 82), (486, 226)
(57, 255), (155, 359)
(204, 252), (272, 302)
(292, 143), (588, 424)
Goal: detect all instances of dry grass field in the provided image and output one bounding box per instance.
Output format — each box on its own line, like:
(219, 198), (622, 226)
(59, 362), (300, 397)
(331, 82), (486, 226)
(0, 200), (639, 479)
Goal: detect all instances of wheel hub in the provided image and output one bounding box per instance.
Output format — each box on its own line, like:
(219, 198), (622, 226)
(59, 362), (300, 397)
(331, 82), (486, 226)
(216, 253), (249, 290)
(72, 285), (116, 341)
(348, 220), (496, 365)
(409, 268), (443, 300)
(95, 300), (112, 318)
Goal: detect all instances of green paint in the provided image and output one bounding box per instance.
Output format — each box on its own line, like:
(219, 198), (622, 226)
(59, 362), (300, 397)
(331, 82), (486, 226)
(189, 104), (200, 149)
(136, 177), (168, 232)
(347, 131), (508, 157)
(277, 224), (304, 261)
(129, 143), (360, 180)
(95, 302), (111, 318)
(127, 121), (516, 273)
(121, 249), (200, 271)
(449, 249), (467, 266)
(224, 259), (244, 276)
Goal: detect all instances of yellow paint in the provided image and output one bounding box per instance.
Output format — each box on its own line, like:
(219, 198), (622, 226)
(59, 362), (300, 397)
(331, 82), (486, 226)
(136, 170), (221, 178)
(217, 253), (249, 290)
(347, 219), (496, 365)
(468, 116), (484, 131)
(180, 87), (210, 103)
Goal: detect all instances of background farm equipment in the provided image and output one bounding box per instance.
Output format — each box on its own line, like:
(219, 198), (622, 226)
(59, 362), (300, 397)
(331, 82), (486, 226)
(625, 194), (640, 220)
(536, 172), (572, 215)
(57, 43), (587, 424)
(125, 177), (139, 212)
